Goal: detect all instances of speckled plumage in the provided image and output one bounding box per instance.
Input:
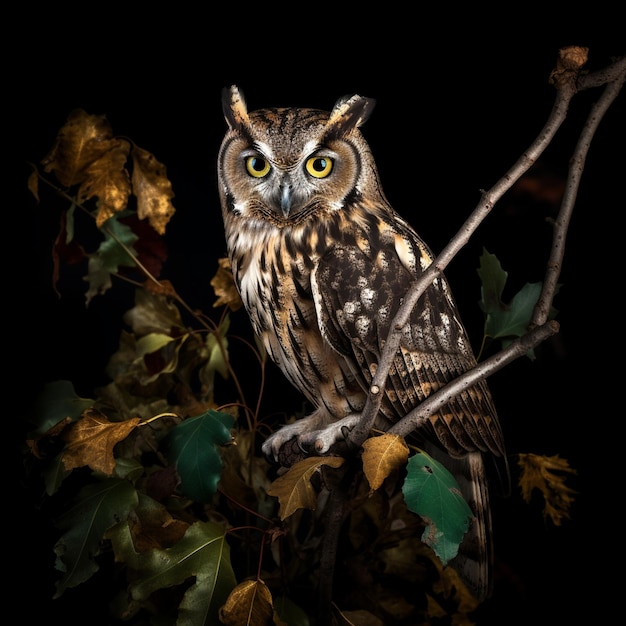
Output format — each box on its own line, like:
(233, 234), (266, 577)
(217, 86), (509, 601)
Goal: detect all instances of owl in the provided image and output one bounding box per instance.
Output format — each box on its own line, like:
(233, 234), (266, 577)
(217, 85), (509, 601)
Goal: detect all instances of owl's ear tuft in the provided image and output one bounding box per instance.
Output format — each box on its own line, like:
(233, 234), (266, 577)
(327, 94), (376, 137)
(222, 85), (250, 130)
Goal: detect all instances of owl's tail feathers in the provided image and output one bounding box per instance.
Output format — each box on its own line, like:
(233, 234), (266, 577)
(440, 451), (494, 602)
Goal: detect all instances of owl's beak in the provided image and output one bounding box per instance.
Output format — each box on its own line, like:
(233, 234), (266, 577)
(279, 183), (293, 218)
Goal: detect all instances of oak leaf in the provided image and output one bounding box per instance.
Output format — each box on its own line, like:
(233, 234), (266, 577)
(219, 579), (274, 626)
(131, 144), (176, 235)
(518, 453), (577, 525)
(266, 456), (345, 519)
(62, 408), (141, 475)
(362, 433), (409, 492)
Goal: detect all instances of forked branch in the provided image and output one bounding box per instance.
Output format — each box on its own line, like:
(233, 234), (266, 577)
(345, 48), (625, 448)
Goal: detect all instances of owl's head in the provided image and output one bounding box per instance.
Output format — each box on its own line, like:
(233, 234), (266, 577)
(217, 85), (380, 227)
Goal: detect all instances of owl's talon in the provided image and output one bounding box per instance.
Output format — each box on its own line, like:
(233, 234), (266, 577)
(298, 438), (313, 454)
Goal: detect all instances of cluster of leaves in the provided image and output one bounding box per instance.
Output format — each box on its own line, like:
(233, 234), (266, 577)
(25, 111), (575, 625)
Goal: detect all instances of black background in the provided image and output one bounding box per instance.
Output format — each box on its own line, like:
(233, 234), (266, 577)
(13, 9), (624, 625)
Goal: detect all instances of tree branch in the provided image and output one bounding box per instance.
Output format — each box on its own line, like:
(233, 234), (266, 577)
(534, 55), (626, 325)
(345, 48), (624, 449)
(388, 321), (559, 438)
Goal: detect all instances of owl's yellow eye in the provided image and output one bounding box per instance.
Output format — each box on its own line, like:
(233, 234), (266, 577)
(245, 156), (271, 178)
(305, 156), (333, 178)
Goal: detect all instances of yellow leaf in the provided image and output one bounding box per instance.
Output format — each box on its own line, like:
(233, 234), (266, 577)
(135, 332), (178, 357)
(219, 579), (274, 626)
(362, 433), (409, 492)
(62, 408), (140, 475)
(518, 453), (577, 525)
(131, 145), (175, 235)
(266, 456), (345, 519)
(211, 257), (243, 311)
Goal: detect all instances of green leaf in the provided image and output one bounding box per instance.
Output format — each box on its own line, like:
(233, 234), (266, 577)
(477, 247), (507, 314)
(126, 520), (237, 626)
(124, 287), (185, 336)
(42, 452), (70, 496)
(477, 248), (560, 357)
(29, 380), (94, 435)
(198, 315), (231, 400)
(401, 452), (473, 565)
(136, 331), (190, 383)
(485, 281), (542, 339)
(274, 595), (311, 626)
(135, 331), (177, 356)
(206, 314), (231, 380)
(84, 215), (139, 304)
(167, 410), (235, 502)
(53, 477), (138, 598)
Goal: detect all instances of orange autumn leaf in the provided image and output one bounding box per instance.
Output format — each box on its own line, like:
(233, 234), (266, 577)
(62, 409), (141, 475)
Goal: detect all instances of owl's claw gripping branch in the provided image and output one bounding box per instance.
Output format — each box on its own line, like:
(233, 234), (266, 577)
(262, 414), (362, 464)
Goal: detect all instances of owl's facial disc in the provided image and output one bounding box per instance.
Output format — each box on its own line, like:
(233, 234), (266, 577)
(244, 149), (339, 221)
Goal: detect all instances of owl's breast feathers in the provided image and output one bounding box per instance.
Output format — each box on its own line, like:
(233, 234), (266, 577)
(227, 202), (507, 465)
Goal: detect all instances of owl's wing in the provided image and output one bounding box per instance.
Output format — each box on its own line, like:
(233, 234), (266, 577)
(313, 233), (510, 602)
(312, 239), (507, 462)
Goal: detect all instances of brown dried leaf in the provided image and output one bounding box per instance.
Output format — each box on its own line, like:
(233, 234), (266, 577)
(80, 139), (132, 227)
(127, 496), (189, 552)
(143, 278), (178, 299)
(518, 453), (577, 525)
(41, 109), (117, 188)
(266, 456), (345, 519)
(61, 408), (141, 475)
(131, 145), (175, 235)
(556, 45), (589, 70)
(26, 416), (73, 459)
(429, 563), (479, 620)
(219, 579), (274, 626)
(27, 165), (40, 202)
(211, 257), (243, 311)
(362, 433), (409, 492)
(549, 46), (589, 88)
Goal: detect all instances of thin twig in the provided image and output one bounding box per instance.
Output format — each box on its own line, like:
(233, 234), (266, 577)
(534, 56), (626, 325)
